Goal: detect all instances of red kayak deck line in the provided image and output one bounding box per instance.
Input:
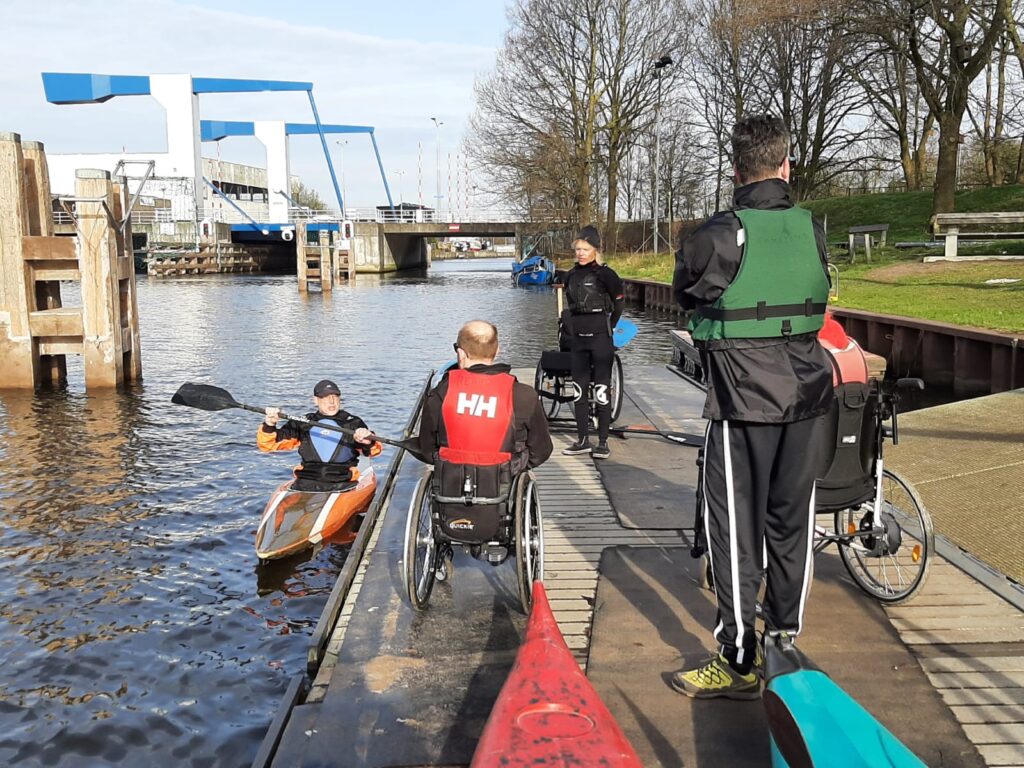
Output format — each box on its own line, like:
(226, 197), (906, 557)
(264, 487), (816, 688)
(471, 581), (642, 768)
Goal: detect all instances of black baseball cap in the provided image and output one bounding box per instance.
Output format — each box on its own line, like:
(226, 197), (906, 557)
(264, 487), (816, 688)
(313, 379), (341, 397)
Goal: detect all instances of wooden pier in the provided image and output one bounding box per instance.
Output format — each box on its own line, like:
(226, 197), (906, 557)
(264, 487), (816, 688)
(0, 133), (141, 388)
(147, 243), (269, 276)
(253, 364), (1024, 767)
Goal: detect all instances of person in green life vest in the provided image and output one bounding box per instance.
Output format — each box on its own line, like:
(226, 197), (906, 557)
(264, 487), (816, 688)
(669, 114), (833, 699)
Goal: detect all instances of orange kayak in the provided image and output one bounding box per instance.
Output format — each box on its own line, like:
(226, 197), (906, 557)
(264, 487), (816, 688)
(255, 467), (377, 560)
(471, 581), (642, 767)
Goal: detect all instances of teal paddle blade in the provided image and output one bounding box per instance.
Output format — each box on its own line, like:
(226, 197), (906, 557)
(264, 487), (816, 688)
(613, 318), (638, 348)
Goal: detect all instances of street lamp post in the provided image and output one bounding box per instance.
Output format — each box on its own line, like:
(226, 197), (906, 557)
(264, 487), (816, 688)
(395, 170), (406, 211)
(652, 54), (673, 255)
(334, 139), (349, 218)
(430, 117), (444, 220)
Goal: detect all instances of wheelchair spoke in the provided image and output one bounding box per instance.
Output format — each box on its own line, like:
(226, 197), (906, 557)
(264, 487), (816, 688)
(835, 470), (933, 604)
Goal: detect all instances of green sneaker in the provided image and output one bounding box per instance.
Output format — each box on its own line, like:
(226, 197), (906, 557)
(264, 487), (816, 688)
(670, 654), (760, 700)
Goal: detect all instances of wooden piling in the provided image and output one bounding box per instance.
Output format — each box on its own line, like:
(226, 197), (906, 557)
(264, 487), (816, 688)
(0, 132), (41, 387)
(297, 223), (336, 293)
(0, 133), (141, 389)
(23, 140), (66, 384)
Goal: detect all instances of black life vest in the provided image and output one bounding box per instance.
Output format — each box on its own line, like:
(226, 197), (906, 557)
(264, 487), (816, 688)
(298, 413), (359, 467)
(439, 369), (515, 466)
(566, 265), (613, 316)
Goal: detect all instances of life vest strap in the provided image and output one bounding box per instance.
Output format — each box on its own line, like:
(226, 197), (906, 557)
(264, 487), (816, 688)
(698, 300), (826, 322)
(439, 446), (512, 466)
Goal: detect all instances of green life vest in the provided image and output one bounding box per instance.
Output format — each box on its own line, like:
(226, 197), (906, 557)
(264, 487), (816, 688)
(689, 207), (829, 341)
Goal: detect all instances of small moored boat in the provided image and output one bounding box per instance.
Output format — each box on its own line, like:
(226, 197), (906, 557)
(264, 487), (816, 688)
(470, 581), (642, 767)
(511, 244), (555, 286)
(255, 465), (377, 561)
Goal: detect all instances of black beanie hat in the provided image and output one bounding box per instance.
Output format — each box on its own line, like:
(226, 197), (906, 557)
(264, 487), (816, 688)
(576, 225), (601, 250)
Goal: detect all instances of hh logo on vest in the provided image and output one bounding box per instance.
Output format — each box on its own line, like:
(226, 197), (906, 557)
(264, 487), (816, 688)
(456, 392), (499, 418)
(440, 370), (516, 466)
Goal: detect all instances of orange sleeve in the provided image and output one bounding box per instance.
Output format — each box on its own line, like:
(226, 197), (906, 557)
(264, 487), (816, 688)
(257, 426), (302, 453)
(368, 440), (383, 457)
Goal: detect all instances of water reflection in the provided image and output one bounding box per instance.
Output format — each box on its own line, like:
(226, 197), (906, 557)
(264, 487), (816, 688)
(0, 259), (682, 766)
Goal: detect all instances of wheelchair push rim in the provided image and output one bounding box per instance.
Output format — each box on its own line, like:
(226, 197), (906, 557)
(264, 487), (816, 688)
(404, 470), (438, 610)
(534, 361), (563, 419)
(835, 468), (933, 604)
(514, 472), (544, 614)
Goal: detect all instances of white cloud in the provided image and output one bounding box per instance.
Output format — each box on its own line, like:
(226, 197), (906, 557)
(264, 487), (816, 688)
(0, 0), (496, 206)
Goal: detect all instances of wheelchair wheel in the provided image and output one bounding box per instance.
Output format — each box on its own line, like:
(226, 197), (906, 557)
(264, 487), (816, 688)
(610, 354), (624, 423)
(534, 362), (562, 419)
(835, 469), (933, 604)
(403, 470), (438, 610)
(513, 472), (544, 613)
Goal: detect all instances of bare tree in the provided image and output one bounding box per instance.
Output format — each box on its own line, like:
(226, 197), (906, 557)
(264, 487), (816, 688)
(596, 0), (688, 246)
(845, 8), (937, 190)
(467, 0), (605, 223)
(905, 0), (1009, 213)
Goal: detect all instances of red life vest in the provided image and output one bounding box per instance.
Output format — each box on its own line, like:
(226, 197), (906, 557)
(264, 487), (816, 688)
(818, 313), (868, 386)
(439, 369), (515, 466)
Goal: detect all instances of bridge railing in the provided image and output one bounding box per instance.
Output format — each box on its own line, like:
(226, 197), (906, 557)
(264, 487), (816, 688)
(288, 207), (571, 225)
(53, 204), (572, 228)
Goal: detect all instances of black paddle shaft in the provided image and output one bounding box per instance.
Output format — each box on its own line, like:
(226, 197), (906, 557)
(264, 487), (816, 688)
(171, 382), (429, 462)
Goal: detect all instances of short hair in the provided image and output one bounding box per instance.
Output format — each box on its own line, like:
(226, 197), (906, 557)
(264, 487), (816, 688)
(457, 320), (499, 360)
(731, 115), (790, 184)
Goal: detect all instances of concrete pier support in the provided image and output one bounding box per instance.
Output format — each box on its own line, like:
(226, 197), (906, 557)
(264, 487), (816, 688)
(0, 132), (141, 389)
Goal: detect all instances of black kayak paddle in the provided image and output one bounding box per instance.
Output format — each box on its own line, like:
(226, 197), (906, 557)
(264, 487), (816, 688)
(171, 382), (430, 464)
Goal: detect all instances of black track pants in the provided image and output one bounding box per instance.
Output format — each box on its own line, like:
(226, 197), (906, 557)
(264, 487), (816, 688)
(569, 334), (614, 444)
(702, 416), (822, 669)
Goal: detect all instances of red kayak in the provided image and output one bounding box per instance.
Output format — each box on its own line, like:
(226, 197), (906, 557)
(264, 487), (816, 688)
(471, 581), (642, 767)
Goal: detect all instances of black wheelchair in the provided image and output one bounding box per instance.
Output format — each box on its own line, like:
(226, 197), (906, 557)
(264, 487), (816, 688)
(403, 460), (544, 613)
(534, 349), (624, 425)
(694, 376), (934, 604)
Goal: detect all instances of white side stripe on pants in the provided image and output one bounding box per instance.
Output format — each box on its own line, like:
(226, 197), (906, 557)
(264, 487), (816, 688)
(703, 421), (724, 642)
(796, 482), (817, 634)
(723, 420), (745, 664)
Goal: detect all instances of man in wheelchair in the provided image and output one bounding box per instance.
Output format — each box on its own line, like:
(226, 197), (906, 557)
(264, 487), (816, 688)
(417, 320), (553, 562)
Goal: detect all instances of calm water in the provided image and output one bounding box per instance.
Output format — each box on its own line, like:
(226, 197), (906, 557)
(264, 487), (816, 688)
(0, 259), (682, 767)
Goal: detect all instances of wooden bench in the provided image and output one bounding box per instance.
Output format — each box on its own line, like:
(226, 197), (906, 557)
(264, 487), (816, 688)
(931, 212), (1024, 261)
(847, 224), (889, 263)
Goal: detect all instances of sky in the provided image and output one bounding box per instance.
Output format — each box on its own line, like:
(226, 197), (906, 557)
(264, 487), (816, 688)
(0, 0), (507, 208)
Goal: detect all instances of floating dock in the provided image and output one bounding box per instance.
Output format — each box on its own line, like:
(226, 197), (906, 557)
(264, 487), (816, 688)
(255, 365), (1024, 767)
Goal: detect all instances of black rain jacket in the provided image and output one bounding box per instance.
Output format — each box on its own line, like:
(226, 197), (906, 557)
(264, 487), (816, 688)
(672, 179), (834, 423)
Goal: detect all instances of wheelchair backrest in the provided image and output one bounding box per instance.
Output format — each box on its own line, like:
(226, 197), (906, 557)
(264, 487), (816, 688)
(815, 382), (879, 512)
(432, 460), (513, 544)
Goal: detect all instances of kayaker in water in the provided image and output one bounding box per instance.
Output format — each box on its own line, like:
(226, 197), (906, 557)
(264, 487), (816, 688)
(259, 379), (382, 492)
(556, 226), (624, 460)
(669, 114), (833, 699)
(418, 320), (553, 472)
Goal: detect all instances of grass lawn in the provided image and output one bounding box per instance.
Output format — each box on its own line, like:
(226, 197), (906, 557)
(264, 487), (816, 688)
(601, 186), (1024, 333)
(834, 260), (1024, 333)
(800, 184), (1024, 243)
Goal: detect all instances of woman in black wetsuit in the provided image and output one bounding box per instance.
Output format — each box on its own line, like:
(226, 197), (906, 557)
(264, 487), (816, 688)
(558, 226), (624, 459)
